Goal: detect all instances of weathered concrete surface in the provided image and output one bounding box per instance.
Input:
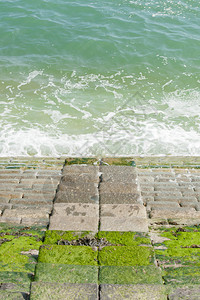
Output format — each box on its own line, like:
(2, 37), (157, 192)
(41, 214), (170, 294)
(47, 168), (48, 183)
(49, 203), (99, 231)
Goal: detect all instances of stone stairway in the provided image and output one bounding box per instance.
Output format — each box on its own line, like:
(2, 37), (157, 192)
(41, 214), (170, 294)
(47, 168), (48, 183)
(0, 157), (200, 299)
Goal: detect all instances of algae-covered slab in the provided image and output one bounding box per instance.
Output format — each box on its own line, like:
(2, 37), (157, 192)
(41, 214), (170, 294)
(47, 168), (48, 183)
(163, 266), (200, 285)
(0, 272), (31, 293)
(0, 225), (44, 273)
(0, 291), (27, 299)
(34, 263), (98, 283)
(99, 266), (163, 284)
(154, 227), (200, 267)
(38, 245), (98, 265)
(101, 157), (135, 166)
(44, 230), (95, 245)
(99, 245), (154, 266)
(30, 282), (98, 300)
(100, 284), (167, 300)
(168, 285), (200, 300)
(97, 231), (151, 246)
(65, 158), (99, 165)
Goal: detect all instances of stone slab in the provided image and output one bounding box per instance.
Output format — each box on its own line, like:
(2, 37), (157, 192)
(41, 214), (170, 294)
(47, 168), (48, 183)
(0, 291), (27, 299)
(55, 190), (99, 204)
(100, 284), (167, 300)
(0, 271), (30, 293)
(100, 193), (141, 204)
(100, 217), (148, 232)
(30, 282), (98, 300)
(99, 266), (162, 284)
(58, 182), (98, 194)
(168, 286), (200, 300)
(49, 203), (99, 230)
(100, 182), (138, 194)
(61, 174), (100, 184)
(52, 203), (99, 217)
(49, 216), (98, 231)
(2, 209), (49, 220)
(150, 208), (200, 219)
(34, 263), (98, 283)
(100, 204), (146, 218)
(99, 245), (154, 266)
(38, 245), (98, 265)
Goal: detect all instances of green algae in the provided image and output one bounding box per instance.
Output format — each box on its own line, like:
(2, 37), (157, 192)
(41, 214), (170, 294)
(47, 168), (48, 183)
(34, 263), (98, 283)
(154, 227), (200, 266)
(38, 245), (98, 265)
(65, 158), (98, 165)
(44, 230), (93, 245)
(97, 231), (151, 246)
(163, 266), (200, 285)
(0, 291), (26, 299)
(0, 271), (31, 291)
(101, 157), (135, 166)
(99, 245), (154, 266)
(0, 236), (42, 273)
(0, 226), (44, 273)
(99, 266), (163, 284)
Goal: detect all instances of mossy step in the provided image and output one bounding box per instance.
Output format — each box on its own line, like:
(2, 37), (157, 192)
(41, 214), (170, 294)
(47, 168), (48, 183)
(163, 266), (200, 285)
(34, 263), (98, 284)
(99, 245), (154, 266)
(0, 291), (27, 300)
(30, 282), (98, 300)
(99, 266), (163, 285)
(38, 245), (98, 265)
(44, 230), (95, 245)
(100, 284), (167, 300)
(44, 230), (151, 246)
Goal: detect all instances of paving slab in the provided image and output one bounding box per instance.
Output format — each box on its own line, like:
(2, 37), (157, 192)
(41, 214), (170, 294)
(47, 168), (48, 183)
(38, 245), (98, 265)
(30, 282), (98, 300)
(168, 285), (200, 300)
(34, 263), (98, 283)
(0, 291), (28, 299)
(49, 203), (99, 231)
(100, 193), (141, 204)
(100, 216), (148, 232)
(99, 245), (154, 266)
(55, 190), (99, 204)
(100, 182), (138, 194)
(99, 266), (163, 284)
(44, 230), (96, 245)
(100, 284), (167, 300)
(100, 204), (146, 218)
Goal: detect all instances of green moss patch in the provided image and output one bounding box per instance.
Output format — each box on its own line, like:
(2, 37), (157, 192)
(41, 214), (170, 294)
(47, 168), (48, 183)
(34, 263), (98, 283)
(38, 245), (98, 265)
(0, 226), (44, 273)
(99, 246), (154, 266)
(0, 271), (31, 292)
(99, 266), (163, 284)
(154, 227), (200, 267)
(97, 231), (150, 246)
(0, 291), (26, 299)
(30, 282), (98, 300)
(65, 158), (98, 165)
(162, 266), (200, 286)
(101, 157), (135, 166)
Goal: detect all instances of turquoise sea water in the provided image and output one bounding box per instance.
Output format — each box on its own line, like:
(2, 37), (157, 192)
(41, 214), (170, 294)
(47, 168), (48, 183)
(0, 0), (200, 156)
